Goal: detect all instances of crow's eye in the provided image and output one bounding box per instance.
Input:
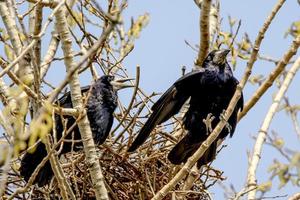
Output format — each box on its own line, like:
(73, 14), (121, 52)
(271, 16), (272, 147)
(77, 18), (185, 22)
(106, 76), (113, 82)
(206, 50), (218, 62)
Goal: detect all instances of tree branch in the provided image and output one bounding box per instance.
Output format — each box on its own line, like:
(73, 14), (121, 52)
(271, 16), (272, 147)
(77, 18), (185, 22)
(246, 56), (300, 199)
(44, 130), (76, 200)
(0, 0), (33, 84)
(239, 34), (300, 120)
(26, 0), (58, 8)
(195, 0), (211, 66)
(54, 4), (109, 199)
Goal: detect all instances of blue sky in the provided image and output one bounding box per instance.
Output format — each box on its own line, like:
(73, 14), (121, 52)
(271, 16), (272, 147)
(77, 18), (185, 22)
(121, 0), (300, 198)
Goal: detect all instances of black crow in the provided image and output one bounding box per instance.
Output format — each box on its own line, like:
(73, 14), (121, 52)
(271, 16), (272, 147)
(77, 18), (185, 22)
(20, 75), (132, 186)
(128, 49), (243, 167)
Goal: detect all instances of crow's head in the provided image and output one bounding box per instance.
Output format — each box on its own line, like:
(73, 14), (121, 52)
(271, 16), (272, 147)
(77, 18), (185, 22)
(99, 75), (133, 91)
(204, 49), (230, 66)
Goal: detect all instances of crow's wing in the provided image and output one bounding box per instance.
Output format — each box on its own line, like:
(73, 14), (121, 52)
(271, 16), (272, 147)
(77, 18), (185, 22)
(56, 85), (91, 108)
(128, 69), (205, 152)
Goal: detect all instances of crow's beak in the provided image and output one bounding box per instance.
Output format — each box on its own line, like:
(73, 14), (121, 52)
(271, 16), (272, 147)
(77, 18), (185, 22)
(214, 49), (230, 65)
(219, 49), (230, 57)
(110, 78), (134, 91)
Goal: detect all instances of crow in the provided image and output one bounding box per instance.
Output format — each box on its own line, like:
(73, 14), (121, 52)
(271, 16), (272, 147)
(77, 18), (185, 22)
(128, 49), (243, 167)
(20, 75), (132, 186)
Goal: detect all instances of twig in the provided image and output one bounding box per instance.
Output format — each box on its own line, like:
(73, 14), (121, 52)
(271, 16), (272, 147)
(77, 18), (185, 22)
(229, 20), (241, 49)
(26, 0), (58, 8)
(44, 134), (76, 200)
(40, 33), (60, 79)
(0, 110), (14, 197)
(110, 66), (140, 136)
(231, 186), (257, 200)
(246, 56), (300, 199)
(0, 0), (66, 82)
(8, 121), (78, 200)
(46, 19), (117, 103)
(238, 0), (297, 120)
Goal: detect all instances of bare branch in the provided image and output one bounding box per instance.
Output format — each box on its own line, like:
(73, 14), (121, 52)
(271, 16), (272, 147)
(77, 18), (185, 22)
(246, 56), (300, 199)
(0, 0), (33, 84)
(238, 0), (294, 120)
(239, 34), (300, 120)
(195, 0), (211, 66)
(44, 134), (76, 200)
(54, 4), (109, 199)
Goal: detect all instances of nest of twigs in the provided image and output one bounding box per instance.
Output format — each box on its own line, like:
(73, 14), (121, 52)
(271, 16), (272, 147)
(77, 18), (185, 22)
(6, 129), (225, 200)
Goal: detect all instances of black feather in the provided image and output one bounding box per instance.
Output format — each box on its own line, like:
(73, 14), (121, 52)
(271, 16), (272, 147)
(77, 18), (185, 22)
(20, 75), (118, 186)
(128, 50), (244, 167)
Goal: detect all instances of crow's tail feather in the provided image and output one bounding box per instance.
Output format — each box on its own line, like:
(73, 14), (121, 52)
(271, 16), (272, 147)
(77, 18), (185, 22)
(127, 114), (158, 152)
(167, 134), (217, 168)
(128, 86), (189, 152)
(20, 142), (53, 187)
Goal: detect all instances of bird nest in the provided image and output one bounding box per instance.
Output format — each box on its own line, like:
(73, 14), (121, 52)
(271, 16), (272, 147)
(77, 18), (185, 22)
(6, 133), (225, 200)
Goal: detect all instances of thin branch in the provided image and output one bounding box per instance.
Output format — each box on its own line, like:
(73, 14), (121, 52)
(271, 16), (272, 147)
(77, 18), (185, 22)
(238, 0), (297, 120)
(7, 118), (80, 199)
(46, 18), (118, 103)
(0, 0), (33, 84)
(1, 57), (78, 117)
(44, 134), (76, 200)
(110, 66), (140, 136)
(0, 110), (14, 196)
(0, 0), (65, 81)
(231, 186), (257, 200)
(195, 0), (211, 66)
(40, 0), (77, 79)
(246, 56), (300, 199)
(26, 0), (58, 8)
